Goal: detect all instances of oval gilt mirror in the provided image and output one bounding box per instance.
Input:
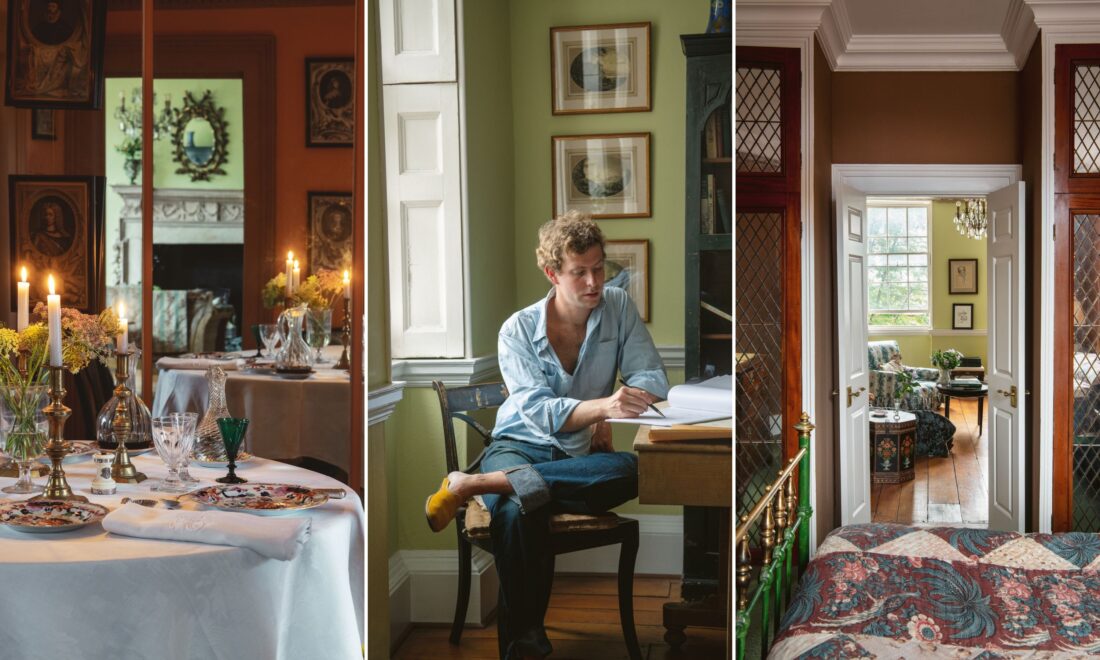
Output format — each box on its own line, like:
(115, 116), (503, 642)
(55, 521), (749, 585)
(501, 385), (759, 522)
(171, 90), (228, 181)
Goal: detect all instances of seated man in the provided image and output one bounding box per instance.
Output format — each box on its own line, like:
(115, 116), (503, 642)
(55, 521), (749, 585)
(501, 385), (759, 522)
(425, 210), (669, 659)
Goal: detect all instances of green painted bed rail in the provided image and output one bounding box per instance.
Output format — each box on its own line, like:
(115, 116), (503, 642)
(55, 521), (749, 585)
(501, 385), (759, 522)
(734, 413), (814, 659)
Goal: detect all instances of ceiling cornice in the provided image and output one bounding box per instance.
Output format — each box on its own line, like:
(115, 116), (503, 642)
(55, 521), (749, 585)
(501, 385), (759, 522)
(740, 0), (1040, 72)
(1027, 0), (1100, 30)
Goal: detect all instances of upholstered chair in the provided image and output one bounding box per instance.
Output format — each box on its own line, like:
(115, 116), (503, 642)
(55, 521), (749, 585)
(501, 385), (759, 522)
(866, 340), (941, 411)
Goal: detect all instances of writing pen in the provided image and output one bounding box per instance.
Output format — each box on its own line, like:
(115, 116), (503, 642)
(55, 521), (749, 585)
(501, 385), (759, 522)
(618, 378), (666, 418)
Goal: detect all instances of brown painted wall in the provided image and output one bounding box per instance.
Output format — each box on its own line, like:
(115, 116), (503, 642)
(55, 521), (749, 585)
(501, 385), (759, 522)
(832, 71), (1019, 164)
(813, 38), (836, 542)
(1020, 34), (1043, 531)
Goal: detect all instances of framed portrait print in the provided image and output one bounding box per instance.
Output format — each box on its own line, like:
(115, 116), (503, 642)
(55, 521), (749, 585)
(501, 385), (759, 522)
(306, 57), (354, 147)
(604, 239), (649, 322)
(948, 258), (979, 294)
(308, 191), (353, 273)
(9, 175), (104, 313)
(552, 133), (650, 219)
(550, 22), (650, 115)
(4, 0), (107, 109)
(31, 108), (56, 140)
(953, 303), (974, 330)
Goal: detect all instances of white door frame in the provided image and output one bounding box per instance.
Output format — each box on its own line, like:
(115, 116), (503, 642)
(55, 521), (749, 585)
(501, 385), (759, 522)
(832, 164), (1024, 527)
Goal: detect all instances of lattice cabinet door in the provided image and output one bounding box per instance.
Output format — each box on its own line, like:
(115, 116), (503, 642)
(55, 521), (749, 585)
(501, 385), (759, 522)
(1056, 45), (1100, 195)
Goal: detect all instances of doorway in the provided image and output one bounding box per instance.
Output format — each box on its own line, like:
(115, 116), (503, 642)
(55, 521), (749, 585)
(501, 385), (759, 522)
(833, 164), (1026, 532)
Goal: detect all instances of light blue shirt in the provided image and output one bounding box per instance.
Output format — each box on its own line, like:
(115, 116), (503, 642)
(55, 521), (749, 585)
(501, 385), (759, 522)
(492, 286), (669, 456)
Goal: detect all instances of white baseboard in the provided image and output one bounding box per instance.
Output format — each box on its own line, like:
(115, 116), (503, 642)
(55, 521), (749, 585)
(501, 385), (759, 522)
(388, 514), (683, 634)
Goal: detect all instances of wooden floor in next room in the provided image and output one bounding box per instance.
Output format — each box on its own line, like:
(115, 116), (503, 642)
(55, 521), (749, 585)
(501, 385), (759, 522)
(393, 575), (727, 659)
(872, 398), (988, 526)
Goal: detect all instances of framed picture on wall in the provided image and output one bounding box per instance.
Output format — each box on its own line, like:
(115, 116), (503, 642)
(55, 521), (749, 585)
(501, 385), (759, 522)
(604, 239), (649, 322)
(308, 191), (353, 273)
(550, 22), (651, 115)
(8, 175), (104, 313)
(948, 258), (978, 294)
(4, 0), (107, 109)
(31, 108), (56, 140)
(953, 303), (974, 330)
(305, 57), (354, 147)
(552, 133), (650, 218)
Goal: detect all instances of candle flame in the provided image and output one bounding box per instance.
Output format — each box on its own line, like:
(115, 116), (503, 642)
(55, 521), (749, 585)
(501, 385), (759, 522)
(47, 275), (55, 295)
(343, 270), (350, 283)
(20, 266), (27, 283)
(118, 301), (126, 318)
(293, 260), (300, 270)
(287, 251), (294, 261)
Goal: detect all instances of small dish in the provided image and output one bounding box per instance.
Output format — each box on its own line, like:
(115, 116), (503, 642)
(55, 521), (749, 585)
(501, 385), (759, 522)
(274, 367), (314, 380)
(182, 483), (328, 516)
(0, 500), (108, 533)
(192, 451), (253, 468)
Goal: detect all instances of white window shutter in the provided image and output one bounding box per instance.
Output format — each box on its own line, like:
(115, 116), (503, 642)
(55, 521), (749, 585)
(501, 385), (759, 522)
(383, 83), (465, 358)
(379, 0), (457, 84)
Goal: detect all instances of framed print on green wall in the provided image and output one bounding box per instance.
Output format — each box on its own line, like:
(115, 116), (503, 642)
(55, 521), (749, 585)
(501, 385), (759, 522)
(550, 22), (651, 115)
(948, 258), (978, 294)
(551, 132), (650, 219)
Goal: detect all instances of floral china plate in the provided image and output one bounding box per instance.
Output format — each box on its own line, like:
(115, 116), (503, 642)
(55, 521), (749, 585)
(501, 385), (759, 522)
(0, 500), (109, 533)
(35, 440), (98, 465)
(182, 483), (328, 516)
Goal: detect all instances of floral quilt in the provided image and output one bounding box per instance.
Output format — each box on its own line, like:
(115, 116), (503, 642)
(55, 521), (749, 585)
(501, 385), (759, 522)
(769, 523), (1100, 659)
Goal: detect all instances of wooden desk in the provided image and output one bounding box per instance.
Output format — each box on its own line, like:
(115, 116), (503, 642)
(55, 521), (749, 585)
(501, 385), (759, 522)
(633, 420), (731, 647)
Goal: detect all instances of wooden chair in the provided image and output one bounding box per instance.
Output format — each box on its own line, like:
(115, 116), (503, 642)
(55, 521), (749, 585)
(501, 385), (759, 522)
(432, 380), (642, 660)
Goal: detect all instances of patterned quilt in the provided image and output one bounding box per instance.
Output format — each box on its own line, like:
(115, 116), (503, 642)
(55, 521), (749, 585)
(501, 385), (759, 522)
(769, 523), (1100, 659)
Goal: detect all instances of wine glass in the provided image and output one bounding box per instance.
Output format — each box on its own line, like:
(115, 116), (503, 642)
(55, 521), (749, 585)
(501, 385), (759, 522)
(151, 416), (195, 493)
(215, 417), (249, 484)
(258, 323), (281, 359)
(171, 412), (199, 483)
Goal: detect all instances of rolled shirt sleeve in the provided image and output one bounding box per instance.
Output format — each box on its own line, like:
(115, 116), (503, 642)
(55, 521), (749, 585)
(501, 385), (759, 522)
(613, 289), (670, 399)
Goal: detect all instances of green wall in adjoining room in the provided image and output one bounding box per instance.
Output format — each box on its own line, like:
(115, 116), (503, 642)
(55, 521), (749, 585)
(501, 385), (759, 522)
(508, 0), (710, 347)
(868, 333), (930, 368)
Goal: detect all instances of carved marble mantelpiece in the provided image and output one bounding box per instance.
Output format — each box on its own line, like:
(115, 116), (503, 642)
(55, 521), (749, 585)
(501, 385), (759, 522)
(111, 185), (244, 285)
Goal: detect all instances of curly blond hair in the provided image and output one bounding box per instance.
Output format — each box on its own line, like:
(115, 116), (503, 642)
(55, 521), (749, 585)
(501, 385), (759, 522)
(536, 210), (605, 272)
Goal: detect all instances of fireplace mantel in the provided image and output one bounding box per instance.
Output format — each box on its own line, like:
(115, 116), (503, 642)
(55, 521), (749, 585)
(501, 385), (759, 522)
(111, 186), (244, 284)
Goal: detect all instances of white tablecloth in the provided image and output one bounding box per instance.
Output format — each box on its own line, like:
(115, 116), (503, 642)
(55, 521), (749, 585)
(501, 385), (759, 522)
(0, 455), (363, 660)
(152, 346), (351, 475)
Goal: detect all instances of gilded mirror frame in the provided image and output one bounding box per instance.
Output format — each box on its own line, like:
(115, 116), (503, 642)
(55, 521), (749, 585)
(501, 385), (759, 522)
(170, 90), (229, 182)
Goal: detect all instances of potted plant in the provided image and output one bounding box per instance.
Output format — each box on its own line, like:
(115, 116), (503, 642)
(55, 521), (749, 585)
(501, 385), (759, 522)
(931, 349), (964, 385)
(893, 370), (918, 420)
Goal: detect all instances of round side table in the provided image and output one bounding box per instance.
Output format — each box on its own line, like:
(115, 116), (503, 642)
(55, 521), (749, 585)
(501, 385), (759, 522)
(936, 383), (989, 437)
(869, 410), (916, 484)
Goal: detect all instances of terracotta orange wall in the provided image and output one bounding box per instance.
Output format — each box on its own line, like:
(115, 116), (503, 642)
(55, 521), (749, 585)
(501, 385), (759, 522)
(831, 71), (1019, 164)
(107, 5), (356, 270)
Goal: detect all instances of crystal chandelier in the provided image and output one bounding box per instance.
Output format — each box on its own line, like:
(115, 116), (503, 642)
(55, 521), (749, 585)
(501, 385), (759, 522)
(953, 198), (987, 239)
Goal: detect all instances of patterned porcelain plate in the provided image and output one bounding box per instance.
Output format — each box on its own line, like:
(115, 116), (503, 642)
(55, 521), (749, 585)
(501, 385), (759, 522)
(35, 440), (98, 465)
(182, 483), (328, 516)
(0, 500), (109, 533)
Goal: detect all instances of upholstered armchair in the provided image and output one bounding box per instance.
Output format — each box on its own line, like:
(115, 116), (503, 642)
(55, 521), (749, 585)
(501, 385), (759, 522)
(867, 340), (941, 411)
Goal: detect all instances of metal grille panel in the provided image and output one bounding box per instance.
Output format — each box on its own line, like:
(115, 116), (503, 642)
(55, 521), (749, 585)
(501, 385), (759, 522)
(1074, 65), (1100, 174)
(736, 211), (783, 524)
(1073, 214), (1100, 531)
(736, 66), (781, 173)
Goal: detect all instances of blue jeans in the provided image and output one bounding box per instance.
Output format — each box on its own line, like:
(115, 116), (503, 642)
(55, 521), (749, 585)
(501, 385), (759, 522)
(481, 439), (638, 660)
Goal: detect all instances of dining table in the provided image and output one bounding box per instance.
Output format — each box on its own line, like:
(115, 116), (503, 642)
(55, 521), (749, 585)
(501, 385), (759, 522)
(151, 345), (351, 476)
(0, 452), (363, 659)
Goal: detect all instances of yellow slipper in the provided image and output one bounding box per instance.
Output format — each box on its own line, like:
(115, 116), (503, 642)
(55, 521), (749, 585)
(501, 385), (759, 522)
(425, 477), (462, 532)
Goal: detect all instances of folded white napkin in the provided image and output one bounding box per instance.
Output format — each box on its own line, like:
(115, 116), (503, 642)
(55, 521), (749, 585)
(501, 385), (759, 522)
(156, 356), (239, 371)
(102, 502), (311, 560)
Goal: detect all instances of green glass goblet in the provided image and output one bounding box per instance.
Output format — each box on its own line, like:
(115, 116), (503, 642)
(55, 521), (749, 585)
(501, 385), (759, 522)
(215, 417), (250, 484)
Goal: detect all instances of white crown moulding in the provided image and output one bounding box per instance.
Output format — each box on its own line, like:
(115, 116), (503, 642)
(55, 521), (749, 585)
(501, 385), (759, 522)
(1027, 0), (1100, 30)
(739, 0), (1039, 72)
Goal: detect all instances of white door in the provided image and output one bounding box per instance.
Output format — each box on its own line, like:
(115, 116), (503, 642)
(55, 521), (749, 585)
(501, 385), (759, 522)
(987, 182), (1026, 532)
(836, 183), (872, 525)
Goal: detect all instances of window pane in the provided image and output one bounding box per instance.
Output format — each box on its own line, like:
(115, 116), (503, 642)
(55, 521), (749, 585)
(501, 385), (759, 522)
(909, 285), (928, 309)
(868, 288), (882, 309)
(910, 237), (928, 253)
(869, 237), (890, 253)
(910, 266), (927, 282)
(887, 208), (906, 236)
(882, 283), (907, 307)
(909, 254), (928, 267)
(867, 267), (883, 284)
(887, 254), (907, 267)
(868, 207), (887, 236)
(868, 254), (887, 266)
(889, 237), (908, 253)
(908, 207), (928, 236)
(885, 267), (904, 282)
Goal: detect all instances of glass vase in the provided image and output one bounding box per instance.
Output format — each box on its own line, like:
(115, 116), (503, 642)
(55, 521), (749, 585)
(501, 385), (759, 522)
(96, 351), (153, 450)
(0, 385), (48, 494)
(194, 366), (232, 463)
(305, 308), (332, 363)
(276, 304), (313, 369)
(939, 368), (950, 385)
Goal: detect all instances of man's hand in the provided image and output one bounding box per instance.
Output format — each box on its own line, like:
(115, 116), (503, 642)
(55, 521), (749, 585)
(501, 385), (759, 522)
(590, 421), (613, 453)
(602, 386), (651, 419)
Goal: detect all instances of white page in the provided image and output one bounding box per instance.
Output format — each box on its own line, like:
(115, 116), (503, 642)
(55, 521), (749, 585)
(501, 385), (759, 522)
(606, 407), (731, 427)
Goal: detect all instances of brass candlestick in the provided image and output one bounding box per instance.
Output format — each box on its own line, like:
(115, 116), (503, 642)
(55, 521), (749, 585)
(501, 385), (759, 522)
(335, 297), (351, 370)
(110, 350), (146, 483)
(33, 366), (86, 502)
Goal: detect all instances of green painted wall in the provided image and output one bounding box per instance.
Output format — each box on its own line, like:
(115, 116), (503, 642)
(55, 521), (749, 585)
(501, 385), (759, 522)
(871, 200), (988, 369)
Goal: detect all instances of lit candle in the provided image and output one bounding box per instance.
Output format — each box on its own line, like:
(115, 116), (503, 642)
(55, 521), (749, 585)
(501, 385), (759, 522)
(292, 260), (301, 293)
(47, 276), (61, 367)
(343, 270), (351, 300)
(285, 251), (294, 296)
(116, 301), (128, 354)
(16, 266), (29, 332)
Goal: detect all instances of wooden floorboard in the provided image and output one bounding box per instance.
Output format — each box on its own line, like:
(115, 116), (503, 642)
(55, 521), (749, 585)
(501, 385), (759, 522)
(871, 398), (988, 526)
(394, 575), (727, 660)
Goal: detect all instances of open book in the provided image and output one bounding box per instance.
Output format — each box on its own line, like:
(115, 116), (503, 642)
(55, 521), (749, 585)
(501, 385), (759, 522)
(608, 375), (733, 427)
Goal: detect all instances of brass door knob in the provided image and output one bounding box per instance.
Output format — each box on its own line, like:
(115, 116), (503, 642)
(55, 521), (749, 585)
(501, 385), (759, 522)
(995, 385), (1018, 408)
(846, 385), (866, 407)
